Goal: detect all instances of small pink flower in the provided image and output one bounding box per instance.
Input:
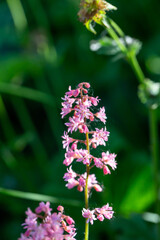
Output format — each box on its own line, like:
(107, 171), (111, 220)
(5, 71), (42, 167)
(95, 107), (107, 123)
(76, 149), (91, 165)
(66, 178), (79, 189)
(91, 127), (110, 147)
(94, 158), (103, 169)
(63, 166), (77, 181)
(89, 96), (100, 106)
(66, 86), (80, 97)
(62, 132), (74, 151)
(65, 116), (83, 133)
(95, 204), (114, 220)
(82, 208), (97, 225)
(102, 151), (117, 170)
(35, 202), (52, 215)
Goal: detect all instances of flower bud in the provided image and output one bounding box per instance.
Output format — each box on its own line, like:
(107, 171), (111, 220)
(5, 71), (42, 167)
(92, 142), (97, 148)
(103, 165), (110, 175)
(66, 216), (75, 225)
(93, 184), (103, 192)
(77, 185), (83, 192)
(57, 205), (64, 212)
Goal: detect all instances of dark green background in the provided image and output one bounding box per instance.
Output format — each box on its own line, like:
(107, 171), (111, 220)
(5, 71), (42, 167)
(0, 0), (159, 239)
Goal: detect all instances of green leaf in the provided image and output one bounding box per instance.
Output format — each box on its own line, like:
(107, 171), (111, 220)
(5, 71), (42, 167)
(0, 55), (43, 83)
(122, 36), (142, 55)
(119, 165), (155, 213)
(0, 82), (55, 106)
(90, 35), (142, 59)
(106, 2), (117, 11)
(85, 20), (96, 34)
(101, 17), (110, 28)
(0, 187), (82, 207)
(146, 56), (160, 75)
(90, 36), (120, 55)
(138, 79), (160, 109)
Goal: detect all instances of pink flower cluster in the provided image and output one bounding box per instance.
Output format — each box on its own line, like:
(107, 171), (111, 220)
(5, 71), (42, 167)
(63, 166), (102, 193)
(82, 204), (114, 225)
(61, 82), (117, 223)
(61, 82), (117, 186)
(19, 202), (76, 240)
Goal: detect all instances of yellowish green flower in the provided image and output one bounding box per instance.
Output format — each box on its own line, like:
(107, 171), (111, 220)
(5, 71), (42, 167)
(78, 0), (117, 33)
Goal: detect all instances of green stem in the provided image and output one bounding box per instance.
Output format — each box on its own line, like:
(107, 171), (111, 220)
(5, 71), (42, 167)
(107, 26), (127, 53)
(84, 132), (90, 240)
(149, 108), (160, 238)
(108, 18), (125, 37)
(105, 21), (159, 239)
(127, 54), (145, 84)
(106, 19), (145, 84)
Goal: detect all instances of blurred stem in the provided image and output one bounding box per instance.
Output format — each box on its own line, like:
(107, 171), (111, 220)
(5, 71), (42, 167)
(27, 0), (50, 30)
(34, 76), (63, 151)
(105, 20), (159, 238)
(0, 96), (16, 141)
(11, 97), (48, 179)
(0, 82), (55, 106)
(149, 108), (160, 238)
(7, 0), (27, 31)
(0, 187), (82, 207)
(85, 132), (90, 240)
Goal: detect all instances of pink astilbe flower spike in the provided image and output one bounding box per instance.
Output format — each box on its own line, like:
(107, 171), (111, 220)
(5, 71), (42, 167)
(61, 82), (117, 230)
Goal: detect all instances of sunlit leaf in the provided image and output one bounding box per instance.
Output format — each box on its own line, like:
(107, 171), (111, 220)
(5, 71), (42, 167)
(119, 165), (155, 213)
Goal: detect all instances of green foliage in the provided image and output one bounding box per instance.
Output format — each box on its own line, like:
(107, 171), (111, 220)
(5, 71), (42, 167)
(138, 79), (160, 109)
(90, 35), (142, 60)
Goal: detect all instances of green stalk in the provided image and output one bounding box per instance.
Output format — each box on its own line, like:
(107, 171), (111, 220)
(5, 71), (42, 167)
(0, 187), (82, 207)
(7, 0), (27, 31)
(84, 132), (90, 240)
(104, 21), (159, 239)
(107, 26), (127, 53)
(127, 54), (145, 84)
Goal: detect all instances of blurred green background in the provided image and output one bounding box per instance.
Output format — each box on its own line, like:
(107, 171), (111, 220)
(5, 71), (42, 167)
(0, 0), (160, 239)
